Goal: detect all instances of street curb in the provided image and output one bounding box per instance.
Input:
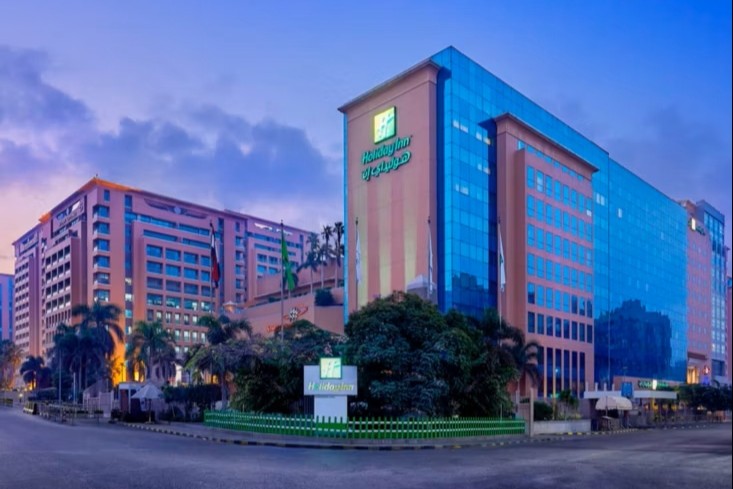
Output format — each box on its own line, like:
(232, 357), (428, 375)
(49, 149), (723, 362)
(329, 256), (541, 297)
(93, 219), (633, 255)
(116, 422), (656, 451)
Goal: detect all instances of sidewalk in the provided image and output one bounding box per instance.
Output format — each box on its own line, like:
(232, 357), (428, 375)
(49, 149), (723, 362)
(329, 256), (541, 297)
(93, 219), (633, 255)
(113, 419), (648, 450)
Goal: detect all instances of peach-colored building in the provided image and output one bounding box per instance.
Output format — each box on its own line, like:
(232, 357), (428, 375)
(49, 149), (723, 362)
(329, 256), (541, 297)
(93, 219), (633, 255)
(681, 201), (713, 383)
(339, 59), (597, 398)
(11, 177), (313, 381)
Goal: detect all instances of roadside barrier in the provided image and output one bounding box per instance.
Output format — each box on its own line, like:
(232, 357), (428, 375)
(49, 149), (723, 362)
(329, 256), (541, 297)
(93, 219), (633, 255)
(204, 411), (526, 439)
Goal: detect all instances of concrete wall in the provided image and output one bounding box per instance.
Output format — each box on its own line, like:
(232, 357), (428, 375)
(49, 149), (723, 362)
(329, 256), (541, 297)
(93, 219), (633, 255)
(532, 419), (591, 435)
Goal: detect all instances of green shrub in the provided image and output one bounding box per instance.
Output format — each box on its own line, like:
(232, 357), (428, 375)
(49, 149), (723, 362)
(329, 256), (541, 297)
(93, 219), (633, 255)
(533, 401), (553, 421)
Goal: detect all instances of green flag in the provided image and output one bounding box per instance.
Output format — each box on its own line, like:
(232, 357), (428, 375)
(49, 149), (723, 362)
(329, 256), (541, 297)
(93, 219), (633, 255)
(281, 225), (295, 292)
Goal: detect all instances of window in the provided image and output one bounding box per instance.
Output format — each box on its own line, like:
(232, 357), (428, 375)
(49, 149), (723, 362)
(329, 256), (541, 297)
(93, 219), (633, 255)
(184, 283), (199, 295)
(94, 256), (110, 268)
(537, 314), (545, 334)
(537, 229), (544, 250)
(536, 257), (545, 279)
(572, 295), (578, 314)
(165, 264), (181, 277)
(554, 263), (562, 283)
(554, 208), (562, 229)
(572, 321), (578, 340)
(184, 268), (199, 280)
(563, 292), (570, 312)
(545, 204), (553, 225)
(94, 289), (110, 302)
(546, 288), (553, 309)
(579, 322), (586, 342)
(125, 195), (132, 208)
(201, 286), (212, 297)
(103, 189), (110, 201)
(527, 224), (535, 247)
(93, 222), (110, 235)
(554, 181), (561, 201)
(563, 319), (570, 339)
(536, 171), (544, 193)
(93, 205), (110, 218)
(546, 315), (553, 336)
(528, 312), (536, 333)
(147, 261), (163, 274)
(166, 281), (181, 293)
(555, 318), (562, 337)
(184, 252), (198, 264)
(587, 324), (593, 344)
(94, 239), (110, 252)
(545, 176), (553, 197)
(536, 200), (544, 221)
(201, 256), (211, 267)
(545, 231), (553, 253)
(527, 253), (535, 276)
(528, 283), (536, 304)
(184, 299), (198, 311)
(201, 271), (211, 282)
(166, 249), (181, 261)
(147, 294), (163, 306)
(554, 235), (561, 256)
(537, 285), (545, 307)
(166, 297), (181, 309)
(563, 239), (570, 259)
(146, 277), (163, 290)
(146, 245), (163, 258)
(527, 195), (535, 218)
(527, 166), (535, 189)
(94, 272), (110, 285)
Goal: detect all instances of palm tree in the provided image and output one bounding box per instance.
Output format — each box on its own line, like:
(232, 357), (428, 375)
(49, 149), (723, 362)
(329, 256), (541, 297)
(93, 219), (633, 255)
(186, 314), (253, 406)
(333, 221), (344, 287)
(321, 224), (333, 288)
(125, 321), (177, 383)
(507, 335), (541, 391)
(71, 302), (124, 388)
(300, 232), (320, 294)
(0, 340), (23, 390)
(20, 355), (46, 390)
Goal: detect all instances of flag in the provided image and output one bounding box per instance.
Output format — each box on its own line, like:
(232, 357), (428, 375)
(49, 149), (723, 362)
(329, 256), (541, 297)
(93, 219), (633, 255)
(427, 219), (434, 296)
(210, 223), (220, 289)
(498, 226), (506, 292)
(281, 223), (295, 292)
(355, 221), (362, 285)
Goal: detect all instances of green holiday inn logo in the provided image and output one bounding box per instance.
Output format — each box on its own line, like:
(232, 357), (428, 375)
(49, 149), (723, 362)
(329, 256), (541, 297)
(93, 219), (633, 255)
(320, 357), (342, 379)
(373, 106), (396, 144)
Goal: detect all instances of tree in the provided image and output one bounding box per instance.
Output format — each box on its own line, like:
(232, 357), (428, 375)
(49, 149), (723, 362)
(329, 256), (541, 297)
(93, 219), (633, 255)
(20, 356), (51, 390)
(344, 292), (452, 417)
(125, 321), (177, 383)
(320, 224), (333, 289)
(71, 302), (124, 388)
(186, 314), (253, 406)
(231, 319), (341, 414)
(333, 221), (344, 287)
(299, 232), (321, 294)
(0, 340), (23, 390)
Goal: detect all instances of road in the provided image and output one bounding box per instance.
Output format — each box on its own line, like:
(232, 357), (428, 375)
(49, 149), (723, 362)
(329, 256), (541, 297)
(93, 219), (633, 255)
(1, 408), (730, 489)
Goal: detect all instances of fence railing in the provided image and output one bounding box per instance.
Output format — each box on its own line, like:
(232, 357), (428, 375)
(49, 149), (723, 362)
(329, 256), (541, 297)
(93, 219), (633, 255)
(204, 411), (526, 439)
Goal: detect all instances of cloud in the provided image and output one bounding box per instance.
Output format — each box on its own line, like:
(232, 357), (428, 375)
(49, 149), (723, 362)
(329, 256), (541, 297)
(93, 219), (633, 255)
(0, 45), (342, 274)
(602, 107), (732, 258)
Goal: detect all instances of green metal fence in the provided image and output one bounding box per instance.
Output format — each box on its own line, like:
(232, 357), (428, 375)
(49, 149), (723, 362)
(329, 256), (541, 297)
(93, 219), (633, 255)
(204, 411), (526, 439)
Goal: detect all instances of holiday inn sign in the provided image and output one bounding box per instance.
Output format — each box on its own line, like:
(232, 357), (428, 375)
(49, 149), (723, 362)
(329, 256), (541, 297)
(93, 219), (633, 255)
(360, 106), (413, 182)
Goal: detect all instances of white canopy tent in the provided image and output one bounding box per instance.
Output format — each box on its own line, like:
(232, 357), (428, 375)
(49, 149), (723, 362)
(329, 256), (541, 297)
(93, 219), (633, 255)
(595, 395), (633, 411)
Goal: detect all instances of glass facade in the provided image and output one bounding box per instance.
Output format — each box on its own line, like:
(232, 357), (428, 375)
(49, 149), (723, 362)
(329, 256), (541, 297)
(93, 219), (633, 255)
(593, 160), (688, 383)
(430, 47), (609, 317)
(428, 47), (690, 383)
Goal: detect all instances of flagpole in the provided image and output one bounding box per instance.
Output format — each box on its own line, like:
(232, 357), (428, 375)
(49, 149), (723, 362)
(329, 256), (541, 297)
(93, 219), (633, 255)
(427, 216), (433, 302)
(280, 220), (285, 343)
(354, 218), (359, 311)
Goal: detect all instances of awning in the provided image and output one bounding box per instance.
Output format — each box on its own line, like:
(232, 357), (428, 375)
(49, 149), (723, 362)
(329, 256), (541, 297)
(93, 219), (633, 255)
(595, 395), (633, 411)
(131, 383), (164, 401)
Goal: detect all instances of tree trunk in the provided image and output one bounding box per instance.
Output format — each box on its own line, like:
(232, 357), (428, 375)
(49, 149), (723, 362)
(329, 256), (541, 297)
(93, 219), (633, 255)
(310, 268), (314, 294)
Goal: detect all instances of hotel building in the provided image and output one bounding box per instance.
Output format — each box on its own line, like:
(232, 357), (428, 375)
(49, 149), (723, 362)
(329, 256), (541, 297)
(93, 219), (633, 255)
(340, 46), (730, 396)
(0, 274), (13, 341)
(12, 177), (311, 380)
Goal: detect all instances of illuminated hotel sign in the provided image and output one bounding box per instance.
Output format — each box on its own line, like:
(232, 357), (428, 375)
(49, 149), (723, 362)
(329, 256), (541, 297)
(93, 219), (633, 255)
(303, 361), (357, 396)
(638, 380), (671, 390)
(359, 106), (413, 182)
(374, 106), (396, 143)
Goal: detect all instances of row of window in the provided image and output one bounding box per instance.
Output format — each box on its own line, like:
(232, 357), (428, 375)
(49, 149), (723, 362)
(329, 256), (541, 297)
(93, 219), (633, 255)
(146, 309), (203, 327)
(528, 282), (593, 319)
(146, 294), (212, 312)
(146, 261), (211, 281)
(146, 277), (212, 296)
(528, 311), (593, 343)
(527, 195), (592, 243)
(527, 252), (593, 293)
(145, 245), (211, 265)
(536, 347), (587, 398)
(527, 224), (592, 268)
(526, 160), (589, 208)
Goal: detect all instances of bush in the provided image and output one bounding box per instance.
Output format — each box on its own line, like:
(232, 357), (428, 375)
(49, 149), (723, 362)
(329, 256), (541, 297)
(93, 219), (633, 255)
(315, 288), (335, 306)
(533, 401), (553, 421)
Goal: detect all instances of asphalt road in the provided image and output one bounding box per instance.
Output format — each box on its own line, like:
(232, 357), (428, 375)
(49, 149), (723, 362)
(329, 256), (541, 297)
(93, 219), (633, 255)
(1, 408), (731, 489)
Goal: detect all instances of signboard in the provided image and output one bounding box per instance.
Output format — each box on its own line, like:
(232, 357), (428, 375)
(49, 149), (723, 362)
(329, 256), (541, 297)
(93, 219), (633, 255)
(303, 365), (357, 396)
(638, 379), (671, 390)
(373, 106), (396, 144)
(621, 382), (634, 398)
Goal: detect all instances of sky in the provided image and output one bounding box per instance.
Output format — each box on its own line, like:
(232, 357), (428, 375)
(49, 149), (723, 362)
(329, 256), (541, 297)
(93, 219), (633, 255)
(0, 0), (731, 275)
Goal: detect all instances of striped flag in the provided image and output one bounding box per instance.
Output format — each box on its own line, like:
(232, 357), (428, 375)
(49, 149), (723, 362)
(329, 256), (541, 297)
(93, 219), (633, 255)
(210, 222), (221, 289)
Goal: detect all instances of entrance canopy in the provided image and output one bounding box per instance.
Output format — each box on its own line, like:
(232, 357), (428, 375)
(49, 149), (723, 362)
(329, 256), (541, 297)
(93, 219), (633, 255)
(595, 395), (633, 411)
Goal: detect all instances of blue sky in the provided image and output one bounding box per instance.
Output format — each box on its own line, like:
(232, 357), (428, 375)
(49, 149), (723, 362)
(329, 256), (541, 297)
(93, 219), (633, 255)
(0, 0), (731, 273)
